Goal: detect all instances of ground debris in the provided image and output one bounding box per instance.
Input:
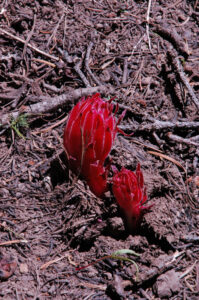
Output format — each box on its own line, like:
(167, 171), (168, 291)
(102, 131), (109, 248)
(0, 0), (199, 299)
(153, 270), (180, 298)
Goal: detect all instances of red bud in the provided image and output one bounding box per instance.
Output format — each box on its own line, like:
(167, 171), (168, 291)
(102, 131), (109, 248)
(112, 164), (152, 230)
(64, 93), (125, 197)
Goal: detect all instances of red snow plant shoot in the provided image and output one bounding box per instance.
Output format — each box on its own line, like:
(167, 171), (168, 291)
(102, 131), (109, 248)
(63, 93), (125, 197)
(112, 164), (152, 231)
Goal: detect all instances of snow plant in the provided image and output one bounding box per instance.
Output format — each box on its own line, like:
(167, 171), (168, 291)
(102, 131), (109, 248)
(63, 93), (125, 197)
(112, 164), (153, 230)
(64, 93), (152, 230)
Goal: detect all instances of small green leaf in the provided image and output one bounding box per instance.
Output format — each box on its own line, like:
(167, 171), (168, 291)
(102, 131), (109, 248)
(10, 113), (29, 139)
(76, 248), (141, 281)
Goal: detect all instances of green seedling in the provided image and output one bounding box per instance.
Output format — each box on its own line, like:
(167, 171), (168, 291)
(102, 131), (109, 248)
(180, 57), (186, 65)
(76, 249), (140, 280)
(10, 113), (29, 139)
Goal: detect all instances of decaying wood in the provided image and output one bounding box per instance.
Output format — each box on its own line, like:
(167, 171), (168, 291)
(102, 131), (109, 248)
(0, 85), (113, 126)
(58, 48), (91, 87)
(85, 42), (102, 86)
(0, 28), (59, 62)
(167, 49), (199, 111)
(119, 118), (199, 132)
(167, 133), (199, 147)
(151, 22), (189, 57)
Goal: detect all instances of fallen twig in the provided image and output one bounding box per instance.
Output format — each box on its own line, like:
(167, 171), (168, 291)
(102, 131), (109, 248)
(0, 85), (113, 126)
(119, 118), (199, 132)
(148, 151), (185, 172)
(181, 235), (199, 243)
(85, 42), (102, 86)
(151, 22), (189, 57)
(190, 135), (199, 142)
(22, 13), (37, 58)
(40, 252), (76, 270)
(0, 240), (28, 246)
(180, 260), (198, 279)
(32, 115), (68, 134)
(74, 60), (91, 87)
(146, 0), (152, 52)
(167, 49), (199, 111)
(0, 28), (59, 61)
(122, 58), (128, 84)
(167, 132), (199, 147)
(119, 136), (163, 155)
(128, 34), (146, 62)
(58, 48), (91, 87)
(32, 58), (56, 68)
(47, 13), (65, 48)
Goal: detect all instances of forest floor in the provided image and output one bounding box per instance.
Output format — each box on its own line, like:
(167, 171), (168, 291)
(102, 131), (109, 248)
(0, 0), (199, 299)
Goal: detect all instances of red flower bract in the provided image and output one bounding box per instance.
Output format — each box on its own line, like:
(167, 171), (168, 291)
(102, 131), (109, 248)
(63, 93), (124, 197)
(112, 164), (152, 230)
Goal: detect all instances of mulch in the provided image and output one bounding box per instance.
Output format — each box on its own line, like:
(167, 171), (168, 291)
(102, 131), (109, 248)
(0, 0), (199, 299)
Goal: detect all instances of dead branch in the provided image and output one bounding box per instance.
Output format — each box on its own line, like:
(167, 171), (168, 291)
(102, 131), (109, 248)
(22, 13), (37, 58)
(122, 58), (128, 84)
(74, 60), (91, 87)
(167, 133), (199, 147)
(42, 82), (62, 93)
(167, 49), (199, 111)
(151, 22), (189, 57)
(0, 85), (113, 126)
(0, 28), (59, 61)
(190, 135), (199, 142)
(58, 48), (91, 87)
(47, 13), (65, 48)
(146, 0), (152, 52)
(128, 34), (146, 62)
(85, 42), (102, 86)
(119, 118), (199, 132)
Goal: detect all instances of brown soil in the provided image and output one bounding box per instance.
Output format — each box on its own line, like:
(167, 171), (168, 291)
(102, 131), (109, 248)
(0, 1), (199, 299)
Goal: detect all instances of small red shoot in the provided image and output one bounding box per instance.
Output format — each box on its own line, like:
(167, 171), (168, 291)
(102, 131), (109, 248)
(112, 164), (153, 231)
(63, 93), (126, 197)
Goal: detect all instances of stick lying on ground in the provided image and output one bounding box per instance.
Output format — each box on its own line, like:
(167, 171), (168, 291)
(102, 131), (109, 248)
(0, 28), (59, 62)
(0, 85), (113, 127)
(167, 48), (199, 111)
(119, 118), (199, 132)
